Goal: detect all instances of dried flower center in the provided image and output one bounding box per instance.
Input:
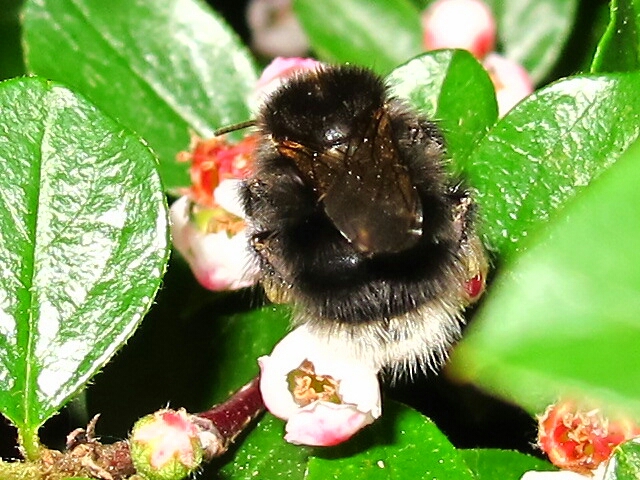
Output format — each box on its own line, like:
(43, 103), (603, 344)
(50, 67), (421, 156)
(286, 359), (342, 407)
(177, 133), (257, 209)
(538, 401), (640, 473)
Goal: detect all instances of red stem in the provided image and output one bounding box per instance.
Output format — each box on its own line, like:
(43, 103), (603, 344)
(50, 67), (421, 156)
(194, 376), (264, 457)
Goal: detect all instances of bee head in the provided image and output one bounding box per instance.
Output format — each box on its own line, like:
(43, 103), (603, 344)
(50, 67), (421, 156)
(259, 65), (387, 150)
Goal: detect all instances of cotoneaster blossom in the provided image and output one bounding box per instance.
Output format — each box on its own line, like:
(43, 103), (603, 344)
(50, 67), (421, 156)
(421, 0), (496, 59)
(170, 195), (257, 291)
(247, 0), (309, 58)
(170, 134), (259, 291)
(259, 325), (381, 446)
(520, 401), (640, 480)
(483, 52), (534, 117)
(537, 402), (640, 473)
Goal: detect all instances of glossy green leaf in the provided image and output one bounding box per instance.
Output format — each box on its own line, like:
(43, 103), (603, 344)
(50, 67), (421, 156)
(612, 440), (640, 480)
(459, 449), (553, 479)
(591, 0), (640, 73)
(0, 77), (169, 455)
(460, 72), (640, 259)
(218, 401), (473, 480)
(215, 413), (311, 479)
(206, 305), (290, 405)
(306, 402), (474, 480)
(451, 138), (640, 417)
(484, 0), (579, 83)
(387, 50), (498, 169)
(293, 0), (423, 75)
(22, 0), (258, 190)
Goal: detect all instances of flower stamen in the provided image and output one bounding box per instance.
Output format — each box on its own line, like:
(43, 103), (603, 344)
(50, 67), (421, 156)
(287, 359), (342, 406)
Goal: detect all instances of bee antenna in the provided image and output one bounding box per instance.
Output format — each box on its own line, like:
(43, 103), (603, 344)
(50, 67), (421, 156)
(214, 120), (257, 136)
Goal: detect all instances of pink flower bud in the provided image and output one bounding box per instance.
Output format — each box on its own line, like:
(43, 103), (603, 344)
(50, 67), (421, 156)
(259, 325), (381, 446)
(129, 409), (203, 480)
(421, 0), (496, 59)
(247, 0), (309, 58)
(482, 52), (534, 117)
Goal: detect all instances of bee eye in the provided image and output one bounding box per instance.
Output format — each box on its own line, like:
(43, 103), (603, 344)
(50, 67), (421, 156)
(323, 126), (347, 146)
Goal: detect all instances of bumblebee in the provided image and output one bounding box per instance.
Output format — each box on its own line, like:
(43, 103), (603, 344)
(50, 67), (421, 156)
(240, 65), (487, 377)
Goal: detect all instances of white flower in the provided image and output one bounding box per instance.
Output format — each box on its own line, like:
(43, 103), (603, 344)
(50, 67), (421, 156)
(213, 178), (246, 219)
(169, 195), (259, 291)
(247, 0), (309, 59)
(421, 0), (496, 59)
(520, 463), (609, 480)
(259, 325), (381, 446)
(483, 52), (534, 117)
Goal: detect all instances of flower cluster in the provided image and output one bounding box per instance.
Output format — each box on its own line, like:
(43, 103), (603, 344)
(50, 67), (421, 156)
(421, 0), (534, 116)
(171, 57), (324, 292)
(170, 133), (259, 291)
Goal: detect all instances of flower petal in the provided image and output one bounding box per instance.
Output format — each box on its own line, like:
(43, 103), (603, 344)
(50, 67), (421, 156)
(247, 0), (309, 58)
(285, 401), (376, 446)
(189, 230), (258, 291)
(520, 463), (607, 480)
(483, 52), (534, 117)
(214, 178), (246, 219)
(422, 0), (496, 59)
(169, 196), (259, 291)
(259, 325), (382, 446)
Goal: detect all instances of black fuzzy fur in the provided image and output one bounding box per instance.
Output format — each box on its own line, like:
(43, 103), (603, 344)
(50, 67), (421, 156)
(242, 65), (471, 329)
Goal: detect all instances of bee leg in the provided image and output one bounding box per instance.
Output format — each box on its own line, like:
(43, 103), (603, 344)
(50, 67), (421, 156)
(250, 232), (294, 305)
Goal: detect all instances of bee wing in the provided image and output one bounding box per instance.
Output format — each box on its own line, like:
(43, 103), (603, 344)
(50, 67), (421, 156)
(277, 111), (423, 254)
(322, 110), (423, 254)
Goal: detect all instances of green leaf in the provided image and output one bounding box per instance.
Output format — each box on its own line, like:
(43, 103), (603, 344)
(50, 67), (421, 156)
(306, 402), (474, 480)
(387, 50), (498, 169)
(484, 0), (579, 83)
(22, 0), (258, 190)
(218, 402), (473, 480)
(591, 0), (640, 73)
(0, 77), (169, 456)
(460, 72), (640, 259)
(450, 138), (640, 417)
(459, 449), (554, 479)
(0, 0), (25, 80)
(612, 440), (640, 480)
(293, 0), (423, 75)
(206, 305), (290, 405)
